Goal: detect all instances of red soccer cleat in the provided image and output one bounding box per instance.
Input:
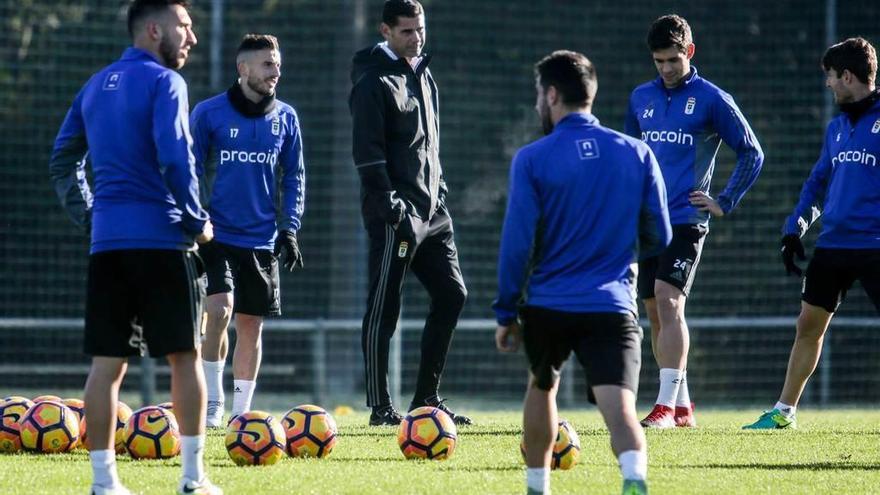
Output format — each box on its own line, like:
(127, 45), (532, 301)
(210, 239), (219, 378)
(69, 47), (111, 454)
(640, 404), (675, 429)
(674, 402), (696, 428)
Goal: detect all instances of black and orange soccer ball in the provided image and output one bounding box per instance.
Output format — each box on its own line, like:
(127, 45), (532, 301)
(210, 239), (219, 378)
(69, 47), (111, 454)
(18, 401), (79, 454)
(0, 397), (34, 453)
(397, 406), (457, 460)
(520, 419), (581, 470)
(123, 406), (181, 459)
(225, 410), (286, 466)
(282, 404), (338, 458)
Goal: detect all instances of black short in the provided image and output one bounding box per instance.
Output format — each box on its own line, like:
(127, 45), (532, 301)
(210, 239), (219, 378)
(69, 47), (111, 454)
(200, 241), (280, 316)
(85, 249), (205, 358)
(802, 248), (880, 313)
(638, 223), (708, 299)
(520, 306), (642, 401)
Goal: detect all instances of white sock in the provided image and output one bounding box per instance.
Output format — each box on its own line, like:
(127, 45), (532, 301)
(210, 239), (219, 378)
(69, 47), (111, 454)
(231, 379), (256, 417)
(526, 467), (550, 493)
(203, 360), (225, 405)
(618, 449), (648, 481)
(181, 435), (205, 482)
(656, 368), (683, 408)
(89, 449), (120, 488)
(774, 401), (796, 417)
(675, 370), (691, 408)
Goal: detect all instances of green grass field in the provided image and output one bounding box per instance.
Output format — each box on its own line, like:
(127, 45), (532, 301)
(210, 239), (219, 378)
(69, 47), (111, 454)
(2, 409), (880, 494)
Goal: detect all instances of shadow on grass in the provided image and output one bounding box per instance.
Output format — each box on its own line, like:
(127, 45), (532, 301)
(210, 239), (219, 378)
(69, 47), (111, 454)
(679, 462), (880, 471)
(436, 464), (523, 472)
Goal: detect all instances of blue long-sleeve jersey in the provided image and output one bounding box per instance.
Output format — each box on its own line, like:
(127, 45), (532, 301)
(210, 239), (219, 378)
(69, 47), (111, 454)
(493, 113), (672, 325)
(50, 48), (208, 254)
(190, 93), (305, 250)
(783, 98), (880, 248)
(625, 67), (764, 226)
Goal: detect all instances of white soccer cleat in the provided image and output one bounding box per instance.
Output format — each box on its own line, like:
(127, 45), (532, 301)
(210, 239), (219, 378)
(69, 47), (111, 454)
(205, 400), (225, 429)
(178, 477), (223, 495)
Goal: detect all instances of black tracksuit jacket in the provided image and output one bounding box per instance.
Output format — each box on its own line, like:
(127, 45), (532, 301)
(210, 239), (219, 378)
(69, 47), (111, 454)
(349, 43), (446, 226)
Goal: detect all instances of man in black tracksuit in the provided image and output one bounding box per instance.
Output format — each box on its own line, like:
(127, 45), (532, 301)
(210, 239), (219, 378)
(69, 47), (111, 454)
(349, 0), (470, 426)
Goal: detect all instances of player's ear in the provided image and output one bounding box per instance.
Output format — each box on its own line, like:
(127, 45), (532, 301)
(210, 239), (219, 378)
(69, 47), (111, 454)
(379, 22), (392, 41)
(546, 85), (560, 107)
(144, 20), (162, 42)
(236, 55), (249, 79)
(685, 43), (695, 60)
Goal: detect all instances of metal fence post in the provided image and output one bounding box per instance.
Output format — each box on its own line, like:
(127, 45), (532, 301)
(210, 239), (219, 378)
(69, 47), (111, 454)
(139, 356), (156, 407)
(209, 0), (224, 92)
(313, 319), (327, 406)
(817, 0), (837, 409)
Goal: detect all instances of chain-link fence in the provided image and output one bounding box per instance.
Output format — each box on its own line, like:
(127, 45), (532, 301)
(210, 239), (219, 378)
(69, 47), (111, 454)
(1, 0), (878, 407)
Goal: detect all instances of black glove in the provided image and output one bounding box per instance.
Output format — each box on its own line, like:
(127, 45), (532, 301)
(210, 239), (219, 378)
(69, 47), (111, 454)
(781, 234), (806, 277)
(274, 230), (303, 271)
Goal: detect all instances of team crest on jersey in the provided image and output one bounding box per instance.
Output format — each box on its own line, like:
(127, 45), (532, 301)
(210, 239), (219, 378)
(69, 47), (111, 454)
(642, 103), (654, 119)
(398, 241), (409, 258)
(271, 116), (281, 136)
(102, 72), (123, 91)
(685, 96), (696, 115)
(576, 138), (600, 160)
(872, 118), (880, 134)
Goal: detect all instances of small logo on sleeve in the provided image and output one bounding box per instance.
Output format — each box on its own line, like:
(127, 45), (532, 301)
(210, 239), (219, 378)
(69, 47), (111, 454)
(685, 96), (696, 115)
(271, 116), (281, 136)
(872, 118), (880, 134)
(575, 138), (600, 160)
(103, 72), (123, 91)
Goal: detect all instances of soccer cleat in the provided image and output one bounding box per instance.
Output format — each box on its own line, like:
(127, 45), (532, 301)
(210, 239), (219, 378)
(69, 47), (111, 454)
(410, 396), (473, 426)
(91, 485), (132, 495)
(640, 404), (675, 429)
(742, 409), (797, 430)
(674, 402), (697, 428)
(622, 479), (648, 495)
(369, 405), (404, 426)
(205, 400), (224, 429)
(178, 476), (223, 495)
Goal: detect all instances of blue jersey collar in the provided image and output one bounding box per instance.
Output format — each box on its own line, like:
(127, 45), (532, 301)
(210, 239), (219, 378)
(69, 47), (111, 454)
(121, 47), (163, 65)
(653, 66), (700, 92)
(554, 112), (600, 130)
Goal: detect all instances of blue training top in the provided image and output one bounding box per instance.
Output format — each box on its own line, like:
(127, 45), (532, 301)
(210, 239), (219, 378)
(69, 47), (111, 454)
(625, 67), (764, 226)
(783, 97), (880, 249)
(50, 47), (208, 254)
(493, 113), (672, 325)
(190, 93), (305, 250)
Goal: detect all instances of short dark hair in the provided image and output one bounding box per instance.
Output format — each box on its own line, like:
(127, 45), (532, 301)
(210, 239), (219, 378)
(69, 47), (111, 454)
(822, 37), (877, 85)
(534, 50), (598, 107)
(127, 0), (189, 38)
(237, 34), (280, 56)
(647, 14), (693, 53)
(382, 0), (423, 27)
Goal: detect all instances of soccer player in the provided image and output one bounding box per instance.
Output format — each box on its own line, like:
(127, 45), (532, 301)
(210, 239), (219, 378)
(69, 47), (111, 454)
(495, 50), (672, 495)
(349, 0), (470, 426)
(191, 34), (306, 428)
(625, 15), (764, 428)
(744, 37), (880, 430)
(48, 1), (221, 494)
